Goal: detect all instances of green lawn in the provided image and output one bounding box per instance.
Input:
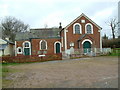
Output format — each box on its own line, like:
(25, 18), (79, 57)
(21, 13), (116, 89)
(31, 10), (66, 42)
(109, 48), (120, 56)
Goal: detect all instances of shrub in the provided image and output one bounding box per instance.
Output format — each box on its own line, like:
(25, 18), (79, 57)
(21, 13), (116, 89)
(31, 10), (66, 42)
(102, 38), (120, 48)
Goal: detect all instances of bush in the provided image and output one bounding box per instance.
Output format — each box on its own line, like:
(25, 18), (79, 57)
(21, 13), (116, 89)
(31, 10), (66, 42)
(102, 38), (120, 48)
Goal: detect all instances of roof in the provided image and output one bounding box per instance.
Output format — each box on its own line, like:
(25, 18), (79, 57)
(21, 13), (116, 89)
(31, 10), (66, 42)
(78, 34), (94, 41)
(15, 28), (61, 41)
(0, 38), (7, 44)
(65, 13), (102, 30)
(78, 34), (87, 41)
(0, 38), (14, 45)
(4, 39), (15, 45)
(15, 32), (33, 41)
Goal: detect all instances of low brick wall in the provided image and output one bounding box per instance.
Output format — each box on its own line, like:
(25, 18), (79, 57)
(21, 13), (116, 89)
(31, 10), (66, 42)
(2, 53), (62, 63)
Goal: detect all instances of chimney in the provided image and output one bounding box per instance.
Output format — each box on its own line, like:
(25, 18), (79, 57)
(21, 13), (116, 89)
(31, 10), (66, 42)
(59, 22), (62, 29)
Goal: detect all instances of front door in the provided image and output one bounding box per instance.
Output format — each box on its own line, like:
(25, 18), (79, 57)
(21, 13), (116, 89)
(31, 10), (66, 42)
(83, 41), (91, 53)
(24, 48), (30, 55)
(56, 43), (60, 53)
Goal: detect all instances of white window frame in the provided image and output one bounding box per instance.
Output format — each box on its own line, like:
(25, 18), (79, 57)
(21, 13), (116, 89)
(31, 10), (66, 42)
(73, 23), (82, 34)
(85, 23), (93, 34)
(54, 41), (61, 54)
(17, 47), (23, 54)
(40, 40), (47, 50)
(22, 41), (31, 55)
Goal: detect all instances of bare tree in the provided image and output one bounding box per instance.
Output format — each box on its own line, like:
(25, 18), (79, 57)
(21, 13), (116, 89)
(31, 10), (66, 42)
(1, 16), (29, 41)
(102, 34), (108, 40)
(106, 18), (119, 39)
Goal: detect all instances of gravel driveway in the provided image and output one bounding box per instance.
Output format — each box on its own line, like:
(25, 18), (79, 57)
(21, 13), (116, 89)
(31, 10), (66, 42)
(2, 56), (118, 88)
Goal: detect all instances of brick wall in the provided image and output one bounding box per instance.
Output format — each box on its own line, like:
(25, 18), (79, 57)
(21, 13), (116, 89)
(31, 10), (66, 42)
(31, 38), (61, 55)
(65, 16), (100, 49)
(16, 38), (61, 56)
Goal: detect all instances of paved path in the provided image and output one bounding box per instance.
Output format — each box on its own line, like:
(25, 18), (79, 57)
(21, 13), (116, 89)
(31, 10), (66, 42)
(3, 56), (118, 88)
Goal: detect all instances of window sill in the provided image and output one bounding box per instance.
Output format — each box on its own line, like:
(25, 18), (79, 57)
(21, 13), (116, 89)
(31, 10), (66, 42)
(73, 33), (82, 34)
(40, 49), (47, 50)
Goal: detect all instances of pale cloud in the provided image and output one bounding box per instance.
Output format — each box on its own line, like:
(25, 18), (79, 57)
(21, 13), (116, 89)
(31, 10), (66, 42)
(90, 6), (117, 37)
(36, 11), (64, 28)
(93, 7), (115, 20)
(0, 0), (119, 37)
(0, 4), (9, 17)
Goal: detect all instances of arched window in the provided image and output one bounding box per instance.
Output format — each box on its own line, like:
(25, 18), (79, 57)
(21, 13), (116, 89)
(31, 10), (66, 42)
(24, 42), (29, 47)
(40, 40), (47, 50)
(17, 47), (22, 54)
(73, 23), (82, 34)
(85, 23), (93, 34)
(75, 24), (80, 33)
(86, 25), (92, 33)
(23, 41), (31, 48)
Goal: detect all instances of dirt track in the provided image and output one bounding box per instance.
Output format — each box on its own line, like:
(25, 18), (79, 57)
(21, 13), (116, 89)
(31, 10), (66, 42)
(3, 56), (118, 88)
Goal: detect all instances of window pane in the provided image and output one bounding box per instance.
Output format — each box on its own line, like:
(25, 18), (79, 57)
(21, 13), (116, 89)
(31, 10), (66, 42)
(87, 25), (91, 34)
(25, 42), (29, 47)
(41, 41), (46, 50)
(75, 25), (80, 34)
(18, 48), (21, 52)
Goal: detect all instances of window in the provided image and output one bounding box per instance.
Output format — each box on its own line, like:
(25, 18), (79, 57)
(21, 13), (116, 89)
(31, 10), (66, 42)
(17, 47), (22, 54)
(86, 25), (91, 33)
(81, 20), (85, 23)
(85, 23), (93, 34)
(75, 25), (80, 34)
(40, 40), (47, 50)
(23, 41), (30, 48)
(73, 23), (82, 34)
(24, 42), (29, 47)
(18, 48), (21, 52)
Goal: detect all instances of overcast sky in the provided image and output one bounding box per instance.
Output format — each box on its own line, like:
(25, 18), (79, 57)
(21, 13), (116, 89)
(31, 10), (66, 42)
(0, 0), (119, 38)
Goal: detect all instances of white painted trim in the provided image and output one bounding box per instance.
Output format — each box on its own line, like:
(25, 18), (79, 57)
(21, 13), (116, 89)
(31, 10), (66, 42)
(23, 41), (31, 55)
(61, 37), (63, 47)
(73, 23), (82, 34)
(82, 39), (92, 44)
(100, 29), (102, 52)
(23, 41), (31, 48)
(64, 29), (67, 51)
(17, 47), (23, 54)
(85, 23), (93, 34)
(39, 40), (47, 50)
(15, 41), (17, 56)
(54, 41), (61, 54)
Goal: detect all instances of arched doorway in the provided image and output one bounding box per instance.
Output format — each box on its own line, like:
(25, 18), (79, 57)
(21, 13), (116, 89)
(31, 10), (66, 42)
(54, 41), (61, 54)
(23, 41), (31, 55)
(83, 41), (91, 53)
(24, 48), (30, 55)
(56, 43), (60, 53)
